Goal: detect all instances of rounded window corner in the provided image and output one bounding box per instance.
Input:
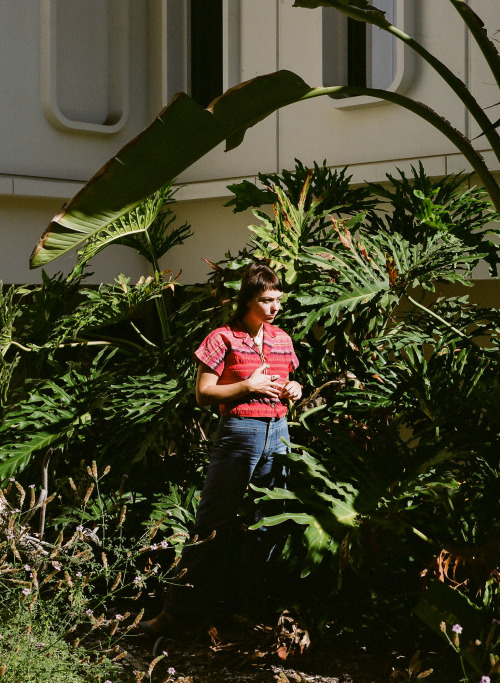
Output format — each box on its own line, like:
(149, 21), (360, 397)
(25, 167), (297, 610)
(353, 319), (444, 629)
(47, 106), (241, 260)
(322, 0), (415, 111)
(40, 0), (129, 135)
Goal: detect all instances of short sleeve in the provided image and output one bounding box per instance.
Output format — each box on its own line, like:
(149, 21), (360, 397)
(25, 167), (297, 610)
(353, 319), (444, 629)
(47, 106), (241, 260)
(194, 330), (228, 376)
(289, 350), (299, 373)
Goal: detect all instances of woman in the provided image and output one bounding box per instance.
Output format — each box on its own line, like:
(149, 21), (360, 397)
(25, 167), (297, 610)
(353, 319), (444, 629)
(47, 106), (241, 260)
(140, 262), (301, 636)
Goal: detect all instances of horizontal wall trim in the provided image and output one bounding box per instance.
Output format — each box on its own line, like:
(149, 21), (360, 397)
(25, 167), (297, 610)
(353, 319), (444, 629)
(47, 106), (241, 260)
(1, 152), (498, 201)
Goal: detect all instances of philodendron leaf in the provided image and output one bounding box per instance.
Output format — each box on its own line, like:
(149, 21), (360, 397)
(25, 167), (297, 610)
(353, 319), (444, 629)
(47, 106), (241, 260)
(0, 430), (68, 482)
(302, 521), (334, 576)
(249, 512), (316, 529)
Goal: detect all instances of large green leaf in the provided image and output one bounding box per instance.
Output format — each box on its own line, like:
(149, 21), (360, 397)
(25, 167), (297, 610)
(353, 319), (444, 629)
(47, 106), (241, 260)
(30, 68), (500, 268)
(302, 521), (335, 576)
(30, 71), (312, 268)
(0, 428), (72, 482)
(294, 0), (389, 25)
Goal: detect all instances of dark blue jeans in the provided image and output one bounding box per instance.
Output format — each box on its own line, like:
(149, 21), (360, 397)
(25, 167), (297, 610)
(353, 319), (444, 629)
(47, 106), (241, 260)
(164, 415), (289, 620)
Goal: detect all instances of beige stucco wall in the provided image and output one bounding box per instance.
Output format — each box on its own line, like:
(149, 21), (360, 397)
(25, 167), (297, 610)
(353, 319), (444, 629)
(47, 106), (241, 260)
(0, 195), (148, 285)
(1, 0), (499, 287)
(160, 196), (255, 285)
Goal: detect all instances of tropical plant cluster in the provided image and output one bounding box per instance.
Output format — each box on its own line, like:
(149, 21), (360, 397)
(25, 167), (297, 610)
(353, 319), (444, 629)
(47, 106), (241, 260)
(1, 161), (499, 681)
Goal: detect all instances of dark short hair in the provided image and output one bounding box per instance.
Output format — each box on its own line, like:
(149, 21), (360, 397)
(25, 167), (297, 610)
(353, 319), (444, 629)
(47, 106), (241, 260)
(233, 263), (282, 321)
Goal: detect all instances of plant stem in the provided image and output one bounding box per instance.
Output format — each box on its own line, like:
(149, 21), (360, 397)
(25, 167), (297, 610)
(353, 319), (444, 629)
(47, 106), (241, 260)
(410, 525), (432, 544)
(303, 85), (500, 216)
(387, 24), (500, 163)
(448, 0), (500, 90)
(316, 1), (500, 165)
(67, 335), (143, 353)
(5, 341), (37, 353)
(403, 293), (469, 340)
(143, 229), (171, 340)
(130, 321), (158, 348)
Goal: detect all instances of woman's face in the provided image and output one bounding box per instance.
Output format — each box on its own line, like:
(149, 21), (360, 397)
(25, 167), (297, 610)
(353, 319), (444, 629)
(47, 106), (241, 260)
(244, 288), (282, 328)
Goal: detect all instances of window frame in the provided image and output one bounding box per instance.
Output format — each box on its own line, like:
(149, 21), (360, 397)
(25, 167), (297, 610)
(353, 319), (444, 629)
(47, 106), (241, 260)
(40, 0), (129, 134)
(155, 0), (241, 110)
(321, 0), (415, 110)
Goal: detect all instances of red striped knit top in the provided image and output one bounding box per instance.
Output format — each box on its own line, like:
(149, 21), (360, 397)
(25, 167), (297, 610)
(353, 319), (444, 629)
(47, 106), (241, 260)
(194, 321), (299, 418)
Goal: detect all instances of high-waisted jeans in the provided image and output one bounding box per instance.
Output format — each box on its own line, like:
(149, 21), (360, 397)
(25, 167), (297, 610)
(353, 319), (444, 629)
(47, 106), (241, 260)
(163, 415), (289, 619)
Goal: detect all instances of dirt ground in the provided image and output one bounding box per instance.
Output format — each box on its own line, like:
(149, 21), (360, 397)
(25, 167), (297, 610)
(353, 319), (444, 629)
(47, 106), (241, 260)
(110, 614), (393, 683)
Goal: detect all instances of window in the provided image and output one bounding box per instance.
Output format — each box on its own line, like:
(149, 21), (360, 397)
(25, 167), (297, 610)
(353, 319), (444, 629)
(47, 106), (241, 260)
(157, 0), (241, 109)
(322, 0), (414, 108)
(41, 0), (128, 133)
(190, 0), (223, 107)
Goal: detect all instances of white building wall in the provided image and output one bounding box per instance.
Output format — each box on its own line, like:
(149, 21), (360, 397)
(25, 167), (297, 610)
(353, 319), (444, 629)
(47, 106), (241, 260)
(0, 0), (498, 285)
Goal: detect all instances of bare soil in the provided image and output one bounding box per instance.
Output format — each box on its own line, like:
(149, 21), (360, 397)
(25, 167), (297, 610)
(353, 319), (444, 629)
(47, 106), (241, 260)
(109, 614), (392, 683)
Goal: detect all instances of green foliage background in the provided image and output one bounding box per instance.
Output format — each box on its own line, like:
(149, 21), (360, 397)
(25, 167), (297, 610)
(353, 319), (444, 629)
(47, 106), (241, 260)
(1, 162), (499, 680)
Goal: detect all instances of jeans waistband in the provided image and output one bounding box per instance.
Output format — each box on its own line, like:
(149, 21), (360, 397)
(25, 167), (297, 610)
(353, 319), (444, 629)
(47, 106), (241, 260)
(249, 416), (280, 422)
(224, 415), (284, 423)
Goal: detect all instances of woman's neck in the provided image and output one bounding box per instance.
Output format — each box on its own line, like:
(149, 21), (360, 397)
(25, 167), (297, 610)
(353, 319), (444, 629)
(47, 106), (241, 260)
(242, 318), (263, 338)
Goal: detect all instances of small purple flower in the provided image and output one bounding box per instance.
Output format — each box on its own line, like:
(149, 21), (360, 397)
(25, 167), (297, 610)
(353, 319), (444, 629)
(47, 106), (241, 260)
(480, 677), (491, 683)
(452, 624), (463, 634)
(28, 484), (35, 489)
(52, 561), (62, 571)
(75, 572), (82, 578)
(9, 478), (15, 482)
(85, 609), (93, 617)
(162, 650), (168, 657)
(76, 524), (84, 532)
(161, 540), (169, 549)
(133, 576), (142, 585)
(24, 564), (31, 571)
(492, 618), (500, 625)
(22, 588), (31, 596)
(168, 667), (175, 675)
(150, 543), (158, 551)
(115, 614), (123, 621)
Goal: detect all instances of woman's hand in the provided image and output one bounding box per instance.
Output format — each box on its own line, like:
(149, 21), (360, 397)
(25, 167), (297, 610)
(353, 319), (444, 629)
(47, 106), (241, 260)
(196, 362), (283, 406)
(279, 380), (302, 402)
(246, 364), (282, 400)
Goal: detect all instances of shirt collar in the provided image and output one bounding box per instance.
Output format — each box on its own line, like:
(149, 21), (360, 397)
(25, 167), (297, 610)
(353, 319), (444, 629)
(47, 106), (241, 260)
(229, 320), (278, 340)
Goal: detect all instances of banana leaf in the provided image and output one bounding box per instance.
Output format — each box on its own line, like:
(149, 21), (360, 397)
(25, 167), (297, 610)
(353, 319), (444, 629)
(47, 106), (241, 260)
(30, 69), (500, 268)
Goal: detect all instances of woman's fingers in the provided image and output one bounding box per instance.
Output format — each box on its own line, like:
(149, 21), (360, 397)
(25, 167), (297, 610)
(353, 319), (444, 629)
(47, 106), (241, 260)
(280, 381), (302, 401)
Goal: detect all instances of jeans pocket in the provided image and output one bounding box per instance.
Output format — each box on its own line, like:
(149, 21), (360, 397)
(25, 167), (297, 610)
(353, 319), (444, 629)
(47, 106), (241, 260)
(274, 420), (290, 454)
(213, 418), (259, 460)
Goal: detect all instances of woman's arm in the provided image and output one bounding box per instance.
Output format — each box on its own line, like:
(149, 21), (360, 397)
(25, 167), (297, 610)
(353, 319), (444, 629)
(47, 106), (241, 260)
(196, 362), (283, 407)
